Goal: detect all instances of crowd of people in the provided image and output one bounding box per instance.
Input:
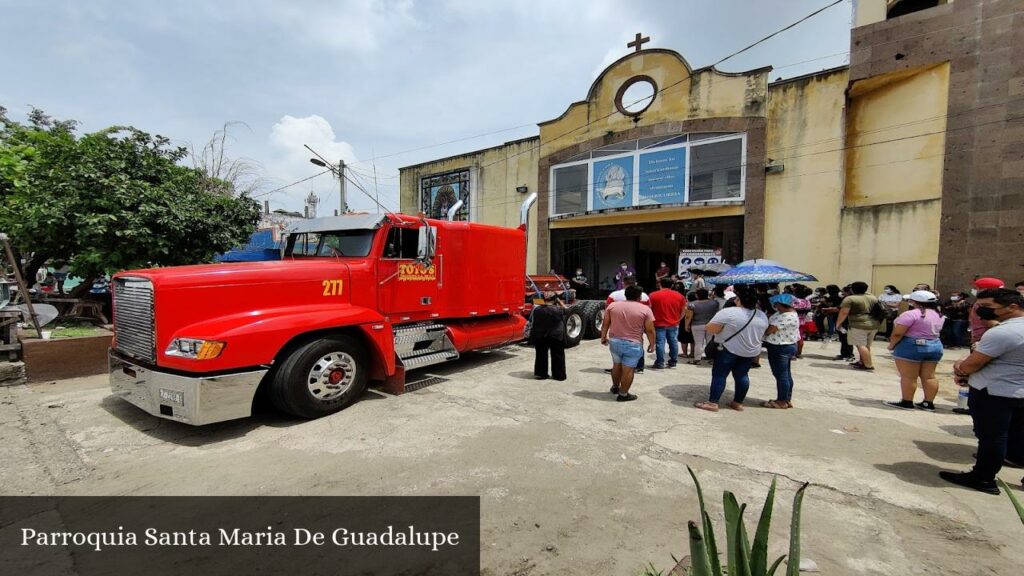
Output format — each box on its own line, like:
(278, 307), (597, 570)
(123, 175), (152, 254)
(531, 269), (1024, 495)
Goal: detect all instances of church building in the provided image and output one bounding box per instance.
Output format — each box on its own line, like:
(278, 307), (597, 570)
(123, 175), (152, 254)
(400, 0), (1023, 295)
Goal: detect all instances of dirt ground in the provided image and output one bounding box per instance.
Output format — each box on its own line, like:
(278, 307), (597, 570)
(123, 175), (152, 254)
(2, 339), (1022, 575)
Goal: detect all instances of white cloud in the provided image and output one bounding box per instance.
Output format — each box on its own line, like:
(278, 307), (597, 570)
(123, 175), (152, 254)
(265, 115), (364, 214)
(269, 114), (358, 164)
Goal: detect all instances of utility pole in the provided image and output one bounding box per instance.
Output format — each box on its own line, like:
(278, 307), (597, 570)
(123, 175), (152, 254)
(338, 159), (348, 214)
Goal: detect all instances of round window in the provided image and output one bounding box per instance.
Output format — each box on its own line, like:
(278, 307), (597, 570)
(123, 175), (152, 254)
(615, 76), (657, 117)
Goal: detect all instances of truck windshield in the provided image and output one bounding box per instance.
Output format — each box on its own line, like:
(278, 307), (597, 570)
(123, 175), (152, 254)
(286, 230), (376, 258)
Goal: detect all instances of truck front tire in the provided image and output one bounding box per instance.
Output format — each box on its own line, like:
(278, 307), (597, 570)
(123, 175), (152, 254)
(270, 335), (369, 419)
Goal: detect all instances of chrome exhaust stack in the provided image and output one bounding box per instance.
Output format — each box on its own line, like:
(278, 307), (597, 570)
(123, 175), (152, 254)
(519, 192), (538, 228)
(446, 199), (464, 221)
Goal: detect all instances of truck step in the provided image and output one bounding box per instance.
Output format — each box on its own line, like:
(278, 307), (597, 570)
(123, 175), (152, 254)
(393, 323), (446, 336)
(400, 351), (459, 370)
(394, 323), (456, 360)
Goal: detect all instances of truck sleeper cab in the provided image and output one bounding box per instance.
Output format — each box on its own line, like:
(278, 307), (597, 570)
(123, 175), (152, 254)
(109, 195), (538, 425)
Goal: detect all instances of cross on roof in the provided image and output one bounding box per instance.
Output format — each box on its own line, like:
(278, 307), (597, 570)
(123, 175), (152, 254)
(627, 32), (650, 52)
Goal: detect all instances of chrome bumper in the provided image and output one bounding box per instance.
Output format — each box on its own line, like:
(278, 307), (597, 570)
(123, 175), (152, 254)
(109, 350), (267, 426)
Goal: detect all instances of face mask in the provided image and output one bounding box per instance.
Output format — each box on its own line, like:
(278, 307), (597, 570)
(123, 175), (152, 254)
(576, 270), (582, 275)
(883, 289), (893, 295)
(950, 296), (960, 302)
(621, 265), (627, 270)
(975, 306), (999, 321)
(970, 288), (978, 297)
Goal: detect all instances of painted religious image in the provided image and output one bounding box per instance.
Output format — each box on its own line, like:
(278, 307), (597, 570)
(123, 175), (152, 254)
(591, 156), (633, 210)
(420, 169), (470, 220)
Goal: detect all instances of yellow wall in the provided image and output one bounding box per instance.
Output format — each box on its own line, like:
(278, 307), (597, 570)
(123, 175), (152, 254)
(763, 69), (850, 285)
(835, 63), (948, 289)
(399, 137), (542, 273)
(854, 0), (888, 27)
(855, 0), (954, 26)
(845, 63), (950, 206)
(838, 200), (942, 288)
(538, 50), (767, 158)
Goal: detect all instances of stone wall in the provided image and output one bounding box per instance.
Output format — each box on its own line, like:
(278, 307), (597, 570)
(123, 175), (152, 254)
(850, 0), (1024, 292)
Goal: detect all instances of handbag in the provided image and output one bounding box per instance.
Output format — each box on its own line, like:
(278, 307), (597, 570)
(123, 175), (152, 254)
(704, 310), (756, 360)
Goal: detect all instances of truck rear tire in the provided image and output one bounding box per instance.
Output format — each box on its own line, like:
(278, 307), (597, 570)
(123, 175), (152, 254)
(581, 300), (606, 339)
(564, 309), (584, 348)
(270, 335), (368, 419)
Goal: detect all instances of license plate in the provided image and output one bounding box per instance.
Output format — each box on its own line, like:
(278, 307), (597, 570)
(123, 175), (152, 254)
(159, 388), (184, 406)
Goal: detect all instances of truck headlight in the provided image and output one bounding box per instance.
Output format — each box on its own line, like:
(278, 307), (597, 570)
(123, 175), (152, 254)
(165, 338), (225, 360)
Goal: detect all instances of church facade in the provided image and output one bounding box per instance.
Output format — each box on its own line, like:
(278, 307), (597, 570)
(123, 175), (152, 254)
(399, 0), (1023, 294)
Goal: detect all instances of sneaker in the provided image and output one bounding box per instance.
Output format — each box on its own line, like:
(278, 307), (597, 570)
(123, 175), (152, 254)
(884, 400), (915, 410)
(831, 355), (849, 361)
(616, 393), (638, 402)
(603, 368), (613, 374)
(609, 385), (619, 395)
(915, 401), (936, 411)
(851, 363), (874, 371)
(651, 364), (665, 370)
(635, 369), (644, 374)
(938, 471), (1000, 495)
(667, 362), (677, 368)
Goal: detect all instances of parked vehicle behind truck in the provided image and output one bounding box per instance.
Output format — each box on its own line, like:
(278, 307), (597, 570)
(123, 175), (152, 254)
(110, 196), (540, 425)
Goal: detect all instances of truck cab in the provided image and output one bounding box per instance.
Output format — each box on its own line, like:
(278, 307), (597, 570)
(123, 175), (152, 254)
(109, 196), (536, 425)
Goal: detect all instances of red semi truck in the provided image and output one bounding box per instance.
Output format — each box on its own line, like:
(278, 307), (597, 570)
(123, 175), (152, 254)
(109, 195), (552, 425)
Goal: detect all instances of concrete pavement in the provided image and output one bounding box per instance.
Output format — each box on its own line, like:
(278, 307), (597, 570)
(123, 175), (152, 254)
(1, 339), (1021, 575)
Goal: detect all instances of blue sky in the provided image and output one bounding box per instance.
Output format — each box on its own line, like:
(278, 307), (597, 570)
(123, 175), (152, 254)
(0, 0), (852, 214)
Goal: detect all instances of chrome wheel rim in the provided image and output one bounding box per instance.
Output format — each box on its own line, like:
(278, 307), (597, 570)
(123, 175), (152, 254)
(594, 309), (604, 332)
(307, 351), (356, 401)
(566, 313), (583, 340)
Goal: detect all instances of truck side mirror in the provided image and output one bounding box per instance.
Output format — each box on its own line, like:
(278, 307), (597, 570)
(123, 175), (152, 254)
(417, 226), (436, 262)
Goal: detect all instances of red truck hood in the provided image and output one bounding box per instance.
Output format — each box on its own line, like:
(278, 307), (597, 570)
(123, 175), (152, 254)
(113, 259), (372, 369)
(119, 259), (358, 289)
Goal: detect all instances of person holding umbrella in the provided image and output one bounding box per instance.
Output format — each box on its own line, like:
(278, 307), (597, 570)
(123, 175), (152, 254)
(694, 286), (769, 412)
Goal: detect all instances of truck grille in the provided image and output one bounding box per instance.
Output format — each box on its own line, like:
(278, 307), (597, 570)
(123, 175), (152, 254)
(114, 277), (156, 363)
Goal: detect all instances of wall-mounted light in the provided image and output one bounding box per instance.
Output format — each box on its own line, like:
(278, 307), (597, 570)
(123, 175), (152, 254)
(765, 160), (785, 174)
(516, 185), (529, 194)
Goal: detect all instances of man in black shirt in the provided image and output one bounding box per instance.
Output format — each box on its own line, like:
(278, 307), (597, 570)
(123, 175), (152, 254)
(531, 294), (568, 381)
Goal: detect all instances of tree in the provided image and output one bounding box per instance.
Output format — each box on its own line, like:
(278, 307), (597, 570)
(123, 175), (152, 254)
(191, 121), (267, 197)
(0, 107), (261, 288)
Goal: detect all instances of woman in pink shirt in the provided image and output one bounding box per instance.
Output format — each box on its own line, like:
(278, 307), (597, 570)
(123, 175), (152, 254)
(884, 290), (946, 411)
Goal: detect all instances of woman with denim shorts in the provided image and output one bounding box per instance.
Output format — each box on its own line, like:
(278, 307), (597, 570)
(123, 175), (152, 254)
(885, 290), (946, 411)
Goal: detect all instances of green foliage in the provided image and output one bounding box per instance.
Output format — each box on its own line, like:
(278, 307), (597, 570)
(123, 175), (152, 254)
(0, 107), (260, 281)
(997, 479), (1024, 526)
(685, 467), (808, 576)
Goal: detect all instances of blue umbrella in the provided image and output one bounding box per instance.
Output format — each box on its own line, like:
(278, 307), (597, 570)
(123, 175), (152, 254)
(706, 259), (817, 285)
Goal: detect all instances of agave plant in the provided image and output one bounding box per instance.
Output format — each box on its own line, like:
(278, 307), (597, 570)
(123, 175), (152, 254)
(997, 479), (1024, 526)
(686, 466), (808, 576)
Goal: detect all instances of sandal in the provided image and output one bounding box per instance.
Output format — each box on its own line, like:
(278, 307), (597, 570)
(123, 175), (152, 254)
(728, 401), (745, 411)
(694, 401), (719, 412)
(760, 400), (788, 409)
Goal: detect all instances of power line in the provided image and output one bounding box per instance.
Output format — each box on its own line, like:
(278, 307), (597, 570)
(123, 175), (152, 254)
(349, 6), (1019, 176)
(442, 112), (1024, 214)
(251, 169), (331, 198)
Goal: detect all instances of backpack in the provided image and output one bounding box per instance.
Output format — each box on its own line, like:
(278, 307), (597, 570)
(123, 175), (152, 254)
(869, 300), (887, 323)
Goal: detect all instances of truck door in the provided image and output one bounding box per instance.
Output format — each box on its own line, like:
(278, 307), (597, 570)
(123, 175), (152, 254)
(378, 224), (440, 319)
